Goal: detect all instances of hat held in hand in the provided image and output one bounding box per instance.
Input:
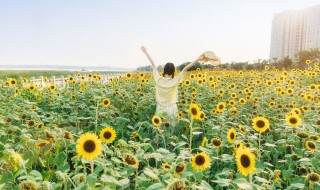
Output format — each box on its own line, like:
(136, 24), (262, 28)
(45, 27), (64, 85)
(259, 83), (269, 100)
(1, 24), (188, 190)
(200, 51), (221, 66)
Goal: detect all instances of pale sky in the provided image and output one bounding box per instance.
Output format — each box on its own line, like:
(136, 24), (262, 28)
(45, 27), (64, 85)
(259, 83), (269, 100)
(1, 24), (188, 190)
(0, 0), (319, 69)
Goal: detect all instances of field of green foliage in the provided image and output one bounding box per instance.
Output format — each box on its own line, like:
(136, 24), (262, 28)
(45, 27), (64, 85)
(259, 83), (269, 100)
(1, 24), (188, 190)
(0, 66), (319, 189)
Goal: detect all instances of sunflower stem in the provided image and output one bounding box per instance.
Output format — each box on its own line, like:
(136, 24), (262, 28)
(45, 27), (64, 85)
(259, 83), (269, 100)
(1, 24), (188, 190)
(258, 132), (261, 161)
(249, 174), (253, 188)
(95, 100), (99, 133)
(189, 117), (194, 153)
(91, 160), (94, 174)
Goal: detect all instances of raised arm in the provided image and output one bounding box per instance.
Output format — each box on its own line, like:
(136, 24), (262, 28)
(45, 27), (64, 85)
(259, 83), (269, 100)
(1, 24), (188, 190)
(141, 46), (157, 70)
(181, 54), (204, 75)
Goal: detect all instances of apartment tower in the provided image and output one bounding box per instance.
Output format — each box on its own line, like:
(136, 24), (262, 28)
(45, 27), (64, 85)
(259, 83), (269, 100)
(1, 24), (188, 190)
(270, 5), (320, 61)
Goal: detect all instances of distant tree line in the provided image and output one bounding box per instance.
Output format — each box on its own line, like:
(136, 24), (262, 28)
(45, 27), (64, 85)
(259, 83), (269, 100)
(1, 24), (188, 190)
(136, 48), (320, 72)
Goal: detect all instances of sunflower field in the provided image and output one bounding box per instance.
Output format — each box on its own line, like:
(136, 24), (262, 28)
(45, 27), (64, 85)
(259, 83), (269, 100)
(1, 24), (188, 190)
(0, 66), (319, 190)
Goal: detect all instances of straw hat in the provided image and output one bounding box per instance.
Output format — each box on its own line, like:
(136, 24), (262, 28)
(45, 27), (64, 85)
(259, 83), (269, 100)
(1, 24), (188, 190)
(200, 51), (221, 66)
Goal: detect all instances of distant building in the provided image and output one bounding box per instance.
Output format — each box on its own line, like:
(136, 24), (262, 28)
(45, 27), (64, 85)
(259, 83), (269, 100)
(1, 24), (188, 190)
(270, 5), (320, 62)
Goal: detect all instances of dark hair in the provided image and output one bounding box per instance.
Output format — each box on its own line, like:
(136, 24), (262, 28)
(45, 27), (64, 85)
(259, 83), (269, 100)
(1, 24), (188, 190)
(163, 62), (175, 79)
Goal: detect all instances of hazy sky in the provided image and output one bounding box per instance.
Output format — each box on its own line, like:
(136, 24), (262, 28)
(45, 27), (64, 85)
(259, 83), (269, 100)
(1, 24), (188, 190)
(0, 0), (319, 68)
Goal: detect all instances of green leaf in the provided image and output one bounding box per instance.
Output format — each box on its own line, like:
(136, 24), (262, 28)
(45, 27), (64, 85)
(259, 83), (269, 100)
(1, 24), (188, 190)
(211, 179), (231, 187)
(290, 183), (305, 188)
(100, 174), (118, 185)
(54, 152), (66, 166)
(201, 180), (213, 190)
(264, 143), (276, 147)
(254, 176), (269, 183)
(237, 183), (251, 189)
(117, 178), (130, 187)
(146, 183), (164, 190)
(144, 168), (158, 179)
(111, 157), (123, 164)
(86, 174), (97, 188)
(298, 158), (311, 162)
(192, 131), (203, 135)
(282, 169), (293, 180)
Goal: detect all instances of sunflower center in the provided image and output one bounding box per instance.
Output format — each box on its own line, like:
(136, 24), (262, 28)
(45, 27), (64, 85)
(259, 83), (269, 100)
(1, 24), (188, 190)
(256, 120), (265, 128)
(230, 132), (235, 139)
(240, 154), (250, 168)
(307, 142), (315, 149)
(83, 140), (96, 153)
(154, 118), (159, 124)
(104, 100), (109, 105)
(219, 105), (224, 109)
(195, 155), (205, 165)
(104, 131), (112, 139)
(213, 140), (221, 146)
(289, 117), (297, 124)
(191, 108), (198, 115)
(308, 174), (320, 182)
(176, 164), (184, 172)
(125, 156), (137, 165)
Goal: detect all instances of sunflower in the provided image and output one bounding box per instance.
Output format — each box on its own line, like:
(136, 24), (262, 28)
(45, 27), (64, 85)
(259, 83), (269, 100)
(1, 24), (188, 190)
(36, 122), (44, 130)
(189, 103), (201, 120)
(162, 163), (172, 170)
(305, 141), (317, 152)
(274, 170), (281, 183)
(216, 102), (226, 113)
(102, 98), (111, 107)
(19, 180), (38, 190)
(76, 133), (102, 160)
(238, 125), (246, 135)
(236, 147), (256, 176)
(36, 140), (50, 148)
(265, 80), (273, 87)
(28, 84), (36, 92)
(201, 137), (207, 147)
(48, 83), (56, 91)
(151, 115), (162, 127)
(227, 128), (237, 143)
(252, 116), (269, 133)
(27, 120), (35, 127)
(126, 72), (132, 79)
(167, 180), (186, 190)
(234, 140), (244, 151)
(100, 127), (117, 144)
(184, 80), (191, 87)
(130, 131), (142, 141)
(285, 114), (301, 127)
(122, 154), (139, 168)
(231, 93), (237, 99)
(211, 138), (222, 148)
(307, 173), (320, 182)
(191, 152), (211, 171)
(305, 59), (311, 65)
(10, 78), (17, 86)
(174, 162), (186, 177)
(199, 111), (205, 121)
(239, 98), (246, 105)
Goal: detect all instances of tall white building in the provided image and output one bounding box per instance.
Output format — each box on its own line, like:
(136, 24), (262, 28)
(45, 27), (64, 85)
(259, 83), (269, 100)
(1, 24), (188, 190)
(270, 5), (320, 62)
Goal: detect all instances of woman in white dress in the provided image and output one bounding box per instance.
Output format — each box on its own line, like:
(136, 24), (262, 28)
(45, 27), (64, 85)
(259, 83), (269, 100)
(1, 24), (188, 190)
(141, 46), (203, 125)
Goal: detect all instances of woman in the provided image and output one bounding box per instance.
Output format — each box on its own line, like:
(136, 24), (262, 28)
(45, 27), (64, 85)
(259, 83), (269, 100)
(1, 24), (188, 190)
(141, 46), (203, 125)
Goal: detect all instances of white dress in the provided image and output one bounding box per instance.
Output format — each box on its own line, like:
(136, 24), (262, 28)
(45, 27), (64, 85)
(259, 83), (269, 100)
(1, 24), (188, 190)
(153, 69), (184, 117)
